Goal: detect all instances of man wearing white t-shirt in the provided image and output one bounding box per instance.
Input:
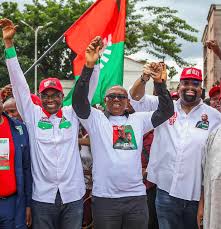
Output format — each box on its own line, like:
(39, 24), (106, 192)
(0, 18), (101, 229)
(129, 66), (221, 229)
(72, 45), (174, 228)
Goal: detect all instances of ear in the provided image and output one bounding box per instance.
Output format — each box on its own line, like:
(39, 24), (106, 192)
(104, 96), (107, 105)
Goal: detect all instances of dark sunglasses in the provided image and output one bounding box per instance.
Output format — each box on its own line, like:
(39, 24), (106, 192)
(106, 93), (128, 100)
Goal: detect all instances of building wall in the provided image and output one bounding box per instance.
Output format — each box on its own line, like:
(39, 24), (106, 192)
(123, 57), (154, 95)
(202, 4), (221, 91)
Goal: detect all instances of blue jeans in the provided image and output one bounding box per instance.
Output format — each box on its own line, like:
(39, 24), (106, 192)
(32, 191), (83, 229)
(155, 188), (198, 229)
(0, 195), (16, 229)
(92, 195), (148, 229)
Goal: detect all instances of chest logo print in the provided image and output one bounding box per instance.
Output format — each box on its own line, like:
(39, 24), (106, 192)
(195, 114), (209, 130)
(113, 125), (137, 150)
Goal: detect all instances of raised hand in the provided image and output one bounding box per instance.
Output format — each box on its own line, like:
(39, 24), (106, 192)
(0, 18), (16, 40)
(85, 36), (103, 68)
(144, 62), (164, 83)
(206, 40), (221, 59)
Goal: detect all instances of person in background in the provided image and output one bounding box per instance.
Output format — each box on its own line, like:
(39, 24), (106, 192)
(3, 97), (22, 121)
(170, 91), (179, 101)
(208, 85), (220, 112)
(0, 95), (32, 229)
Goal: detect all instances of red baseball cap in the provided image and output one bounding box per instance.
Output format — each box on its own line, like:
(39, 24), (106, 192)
(180, 67), (202, 81)
(209, 86), (220, 98)
(39, 78), (63, 93)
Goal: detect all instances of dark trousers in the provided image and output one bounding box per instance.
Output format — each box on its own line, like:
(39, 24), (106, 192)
(92, 195), (148, 229)
(147, 186), (159, 229)
(32, 191), (83, 229)
(0, 195), (16, 229)
(155, 188), (198, 229)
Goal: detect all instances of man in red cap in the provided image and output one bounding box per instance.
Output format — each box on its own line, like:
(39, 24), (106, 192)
(129, 66), (221, 229)
(209, 85), (220, 112)
(0, 18), (101, 229)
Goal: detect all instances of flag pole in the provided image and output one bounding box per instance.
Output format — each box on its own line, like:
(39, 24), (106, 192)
(24, 34), (65, 76)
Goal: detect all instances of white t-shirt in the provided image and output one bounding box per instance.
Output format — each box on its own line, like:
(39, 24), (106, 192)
(79, 108), (154, 198)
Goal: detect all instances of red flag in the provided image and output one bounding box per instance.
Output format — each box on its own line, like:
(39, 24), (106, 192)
(64, 0), (126, 76)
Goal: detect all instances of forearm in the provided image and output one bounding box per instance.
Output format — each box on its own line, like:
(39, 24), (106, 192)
(129, 77), (146, 101)
(5, 47), (34, 121)
(151, 82), (174, 128)
(88, 65), (100, 102)
(72, 65), (94, 119)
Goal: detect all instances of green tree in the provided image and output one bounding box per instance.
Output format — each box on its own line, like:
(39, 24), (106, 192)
(0, 0), (198, 89)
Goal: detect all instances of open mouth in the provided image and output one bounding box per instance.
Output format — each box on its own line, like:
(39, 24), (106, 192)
(185, 90), (196, 96)
(112, 103), (121, 108)
(46, 104), (56, 109)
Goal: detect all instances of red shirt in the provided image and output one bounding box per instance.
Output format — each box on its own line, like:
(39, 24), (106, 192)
(0, 116), (17, 196)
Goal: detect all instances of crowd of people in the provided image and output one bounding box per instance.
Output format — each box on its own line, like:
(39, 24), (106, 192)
(0, 18), (221, 229)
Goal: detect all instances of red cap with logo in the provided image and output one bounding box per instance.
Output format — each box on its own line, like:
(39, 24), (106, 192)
(180, 67), (202, 81)
(39, 78), (63, 93)
(209, 85), (220, 98)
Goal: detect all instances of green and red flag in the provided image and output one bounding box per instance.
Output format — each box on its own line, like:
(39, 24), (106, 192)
(63, 0), (126, 106)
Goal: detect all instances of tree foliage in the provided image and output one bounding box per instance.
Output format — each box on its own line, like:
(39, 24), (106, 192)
(0, 0), (198, 89)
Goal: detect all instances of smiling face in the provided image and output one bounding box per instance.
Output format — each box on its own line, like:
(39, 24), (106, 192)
(40, 88), (64, 114)
(104, 86), (129, 116)
(178, 79), (202, 106)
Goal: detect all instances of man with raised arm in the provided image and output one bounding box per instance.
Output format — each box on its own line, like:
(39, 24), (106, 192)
(72, 42), (174, 229)
(129, 65), (221, 229)
(0, 18), (101, 229)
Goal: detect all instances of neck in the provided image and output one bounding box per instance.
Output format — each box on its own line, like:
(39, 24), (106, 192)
(180, 100), (201, 114)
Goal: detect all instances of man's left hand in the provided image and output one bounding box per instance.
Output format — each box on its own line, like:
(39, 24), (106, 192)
(85, 36), (103, 68)
(26, 207), (32, 227)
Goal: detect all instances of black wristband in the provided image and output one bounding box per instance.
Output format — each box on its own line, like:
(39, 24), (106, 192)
(140, 74), (149, 84)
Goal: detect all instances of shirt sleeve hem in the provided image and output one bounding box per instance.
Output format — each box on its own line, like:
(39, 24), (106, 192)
(5, 46), (17, 59)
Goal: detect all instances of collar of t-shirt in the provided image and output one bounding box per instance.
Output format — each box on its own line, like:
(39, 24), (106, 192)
(176, 99), (203, 112)
(42, 108), (63, 118)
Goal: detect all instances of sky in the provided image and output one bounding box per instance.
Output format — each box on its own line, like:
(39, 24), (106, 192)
(0, 0), (220, 80)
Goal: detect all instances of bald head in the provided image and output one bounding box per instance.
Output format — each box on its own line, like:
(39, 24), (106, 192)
(105, 85), (128, 97)
(3, 97), (22, 120)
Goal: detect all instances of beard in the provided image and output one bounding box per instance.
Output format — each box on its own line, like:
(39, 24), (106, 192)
(182, 89), (197, 103)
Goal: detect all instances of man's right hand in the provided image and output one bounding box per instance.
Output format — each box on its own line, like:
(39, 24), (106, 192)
(0, 18), (16, 48)
(147, 62), (164, 83)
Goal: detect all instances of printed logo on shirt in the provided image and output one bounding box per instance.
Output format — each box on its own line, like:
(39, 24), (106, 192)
(195, 114), (209, 130)
(59, 116), (71, 129)
(15, 125), (23, 135)
(38, 117), (53, 130)
(113, 125), (138, 150)
(168, 112), (177, 125)
(0, 138), (10, 170)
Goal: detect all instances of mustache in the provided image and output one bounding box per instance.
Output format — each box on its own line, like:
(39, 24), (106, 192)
(182, 89), (197, 103)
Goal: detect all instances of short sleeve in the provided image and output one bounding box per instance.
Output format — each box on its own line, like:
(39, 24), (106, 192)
(128, 93), (159, 112)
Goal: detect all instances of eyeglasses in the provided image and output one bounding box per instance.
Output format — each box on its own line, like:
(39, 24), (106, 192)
(180, 80), (201, 88)
(40, 92), (62, 100)
(106, 93), (128, 100)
